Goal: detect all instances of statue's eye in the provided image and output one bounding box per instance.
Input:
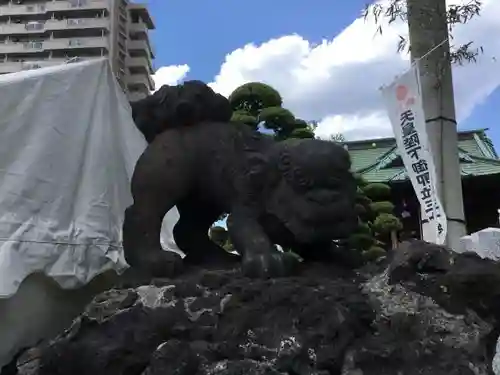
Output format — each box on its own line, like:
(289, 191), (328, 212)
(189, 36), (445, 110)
(280, 153), (291, 168)
(293, 169), (312, 190)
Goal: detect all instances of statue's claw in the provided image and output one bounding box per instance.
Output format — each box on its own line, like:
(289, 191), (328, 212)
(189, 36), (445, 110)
(135, 250), (184, 278)
(242, 251), (299, 278)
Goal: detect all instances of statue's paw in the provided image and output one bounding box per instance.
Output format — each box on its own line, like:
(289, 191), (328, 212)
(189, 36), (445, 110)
(138, 250), (184, 278)
(242, 251), (299, 278)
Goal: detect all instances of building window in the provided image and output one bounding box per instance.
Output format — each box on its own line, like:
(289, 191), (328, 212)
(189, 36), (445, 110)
(25, 4), (46, 12)
(69, 0), (88, 8)
(131, 13), (140, 23)
(68, 39), (83, 46)
(22, 63), (42, 70)
(67, 19), (86, 26)
(24, 41), (43, 49)
(25, 22), (44, 31)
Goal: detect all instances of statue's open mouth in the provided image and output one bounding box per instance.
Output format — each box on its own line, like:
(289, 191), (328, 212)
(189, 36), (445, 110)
(266, 175), (357, 245)
(283, 200), (357, 245)
(261, 212), (328, 246)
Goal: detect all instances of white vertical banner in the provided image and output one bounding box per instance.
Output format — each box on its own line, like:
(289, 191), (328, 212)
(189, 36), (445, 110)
(381, 65), (447, 245)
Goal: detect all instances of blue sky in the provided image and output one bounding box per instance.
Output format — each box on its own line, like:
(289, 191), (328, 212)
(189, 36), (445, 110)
(140, 0), (500, 148)
(147, 0), (365, 79)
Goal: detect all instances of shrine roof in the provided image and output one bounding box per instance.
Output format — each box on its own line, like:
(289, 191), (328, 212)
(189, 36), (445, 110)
(344, 128), (500, 183)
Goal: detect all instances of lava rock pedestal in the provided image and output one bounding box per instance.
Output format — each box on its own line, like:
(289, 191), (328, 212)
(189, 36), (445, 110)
(15, 241), (500, 375)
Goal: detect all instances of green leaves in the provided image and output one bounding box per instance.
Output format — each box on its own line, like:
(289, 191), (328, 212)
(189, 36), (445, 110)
(370, 201), (395, 215)
(231, 110), (259, 130)
(348, 180), (402, 260)
(228, 82), (318, 141)
(228, 82), (282, 117)
(363, 183), (392, 201)
(372, 213), (403, 234)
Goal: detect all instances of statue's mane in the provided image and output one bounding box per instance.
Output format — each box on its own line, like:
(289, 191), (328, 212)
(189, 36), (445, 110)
(130, 80), (233, 143)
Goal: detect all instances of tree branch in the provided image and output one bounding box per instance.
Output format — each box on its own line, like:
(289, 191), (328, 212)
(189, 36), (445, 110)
(363, 0), (483, 65)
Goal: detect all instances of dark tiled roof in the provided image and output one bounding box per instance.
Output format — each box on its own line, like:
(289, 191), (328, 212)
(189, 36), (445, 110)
(345, 129), (500, 182)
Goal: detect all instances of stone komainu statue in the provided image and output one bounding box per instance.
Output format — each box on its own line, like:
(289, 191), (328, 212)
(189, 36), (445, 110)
(126, 81), (358, 278)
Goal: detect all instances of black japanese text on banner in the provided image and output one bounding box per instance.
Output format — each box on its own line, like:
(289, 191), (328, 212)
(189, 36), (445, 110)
(380, 65), (447, 245)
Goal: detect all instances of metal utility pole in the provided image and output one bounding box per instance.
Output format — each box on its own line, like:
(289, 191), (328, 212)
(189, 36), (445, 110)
(406, 0), (467, 250)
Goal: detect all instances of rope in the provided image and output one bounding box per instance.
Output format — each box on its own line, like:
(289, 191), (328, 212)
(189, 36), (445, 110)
(379, 37), (449, 90)
(412, 38), (449, 65)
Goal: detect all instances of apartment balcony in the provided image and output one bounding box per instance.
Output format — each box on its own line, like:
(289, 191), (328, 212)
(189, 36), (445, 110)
(46, 0), (110, 13)
(1, 40), (45, 54)
(44, 36), (109, 50)
(0, 22), (41, 35)
(0, 60), (51, 74)
(1, 36), (108, 53)
(0, 18), (109, 35)
(127, 39), (154, 58)
(127, 3), (154, 29)
(126, 56), (153, 75)
(45, 17), (109, 31)
(0, 3), (46, 17)
(0, 0), (109, 17)
(128, 21), (149, 35)
(127, 73), (154, 91)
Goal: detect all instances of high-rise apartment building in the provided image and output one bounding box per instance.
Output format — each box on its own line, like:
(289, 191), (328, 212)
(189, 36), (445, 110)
(0, 0), (155, 101)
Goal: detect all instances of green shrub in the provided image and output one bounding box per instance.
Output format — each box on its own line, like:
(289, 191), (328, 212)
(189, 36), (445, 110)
(363, 246), (387, 261)
(370, 201), (395, 215)
(350, 178), (400, 263)
(348, 233), (375, 251)
(354, 173), (368, 187)
(372, 213), (403, 234)
(222, 240), (235, 252)
(290, 127), (315, 139)
(209, 226), (228, 246)
(363, 183), (391, 201)
(355, 222), (371, 235)
(231, 112), (258, 129)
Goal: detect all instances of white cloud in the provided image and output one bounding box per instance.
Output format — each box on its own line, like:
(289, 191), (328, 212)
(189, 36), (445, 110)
(152, 64), (190, 90)
(314, 112), (391, 140)
(210, 0), (500, 140)
(155, 0), (500, 140)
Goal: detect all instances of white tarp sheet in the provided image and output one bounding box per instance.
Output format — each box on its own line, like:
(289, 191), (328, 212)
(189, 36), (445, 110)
(0, 58), (180, 298)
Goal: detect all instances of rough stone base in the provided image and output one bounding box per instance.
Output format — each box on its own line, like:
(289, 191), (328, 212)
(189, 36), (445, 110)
(15, 241), (500, 375)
